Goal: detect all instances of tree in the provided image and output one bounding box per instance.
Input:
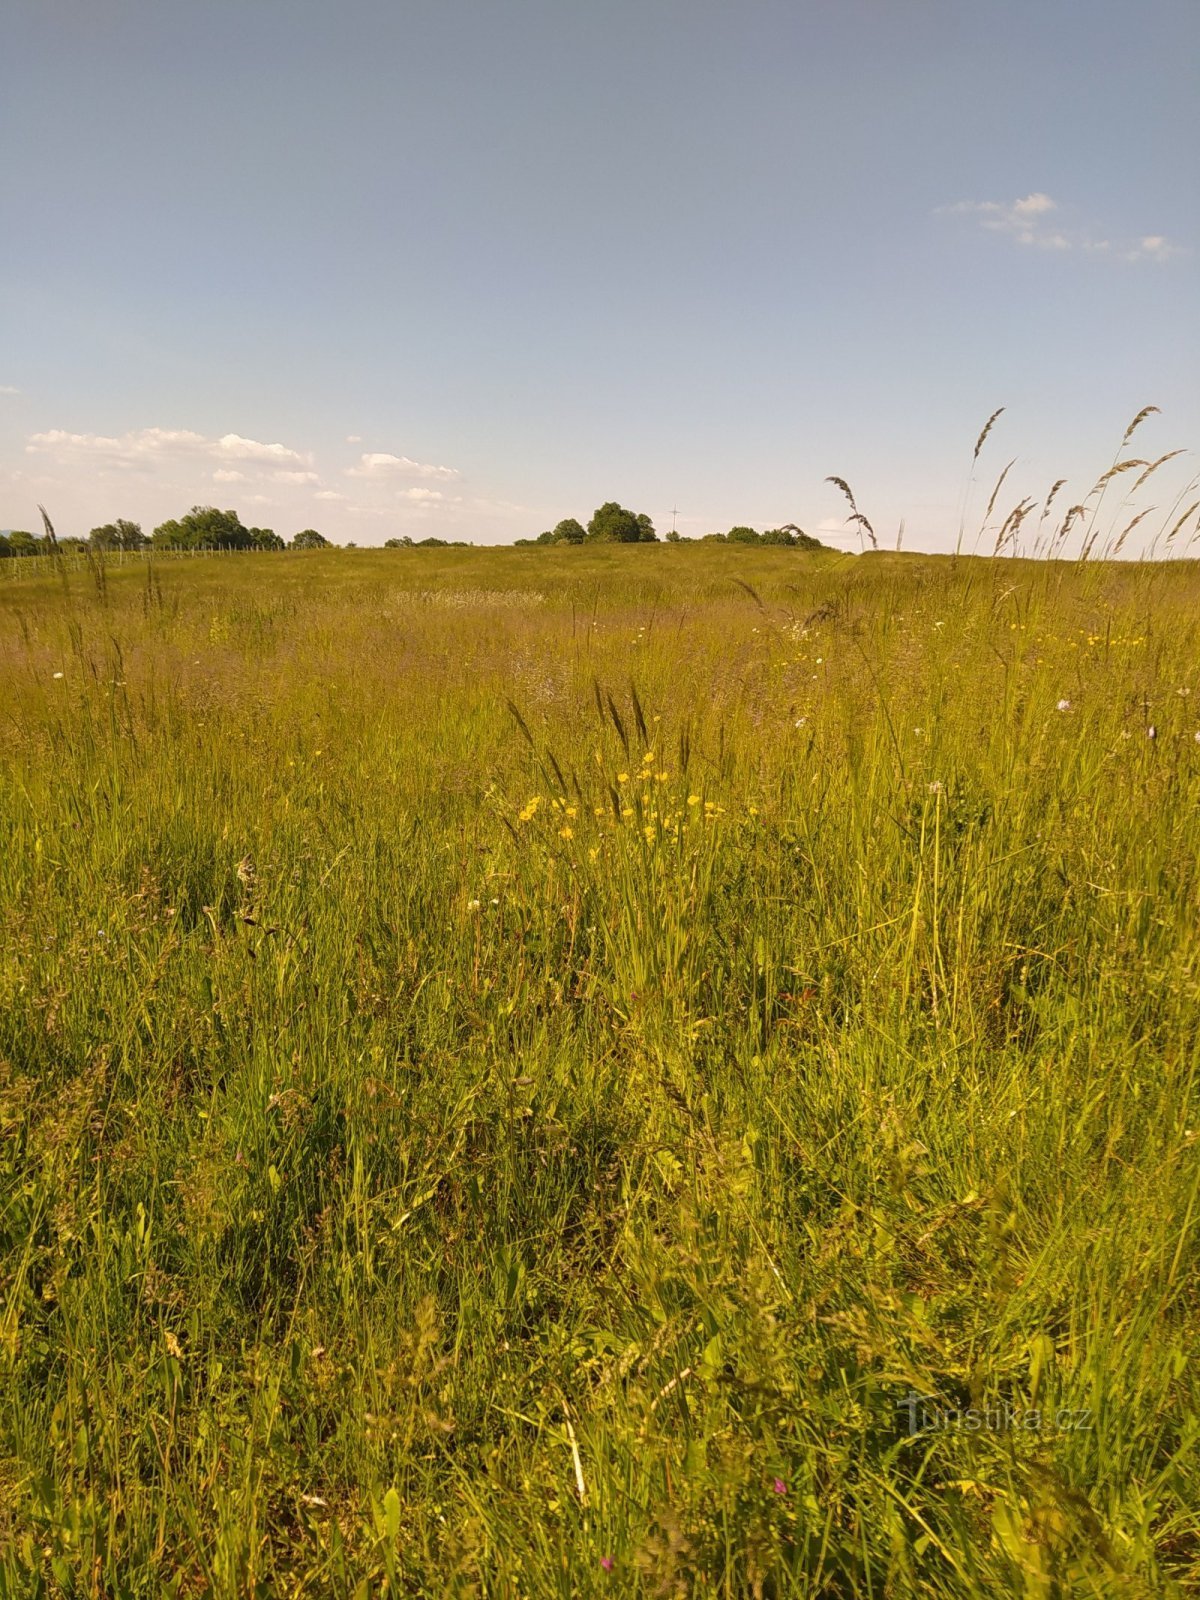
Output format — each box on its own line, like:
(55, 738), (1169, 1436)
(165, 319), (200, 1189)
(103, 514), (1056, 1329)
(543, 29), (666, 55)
(5, 530), (39, 556)
(385, 537), (413, 548)
(636, 513), (657, 542)
(727, 525), (760, 544)
(292, 529), (330, 550)
(89, 518), (147, 552)
(246, 527), (285, 551)
(587, 502), (646, 543)
(153, 506), (252, 550)
(764, 524), (824, 550)
(552, 517), (586, 545)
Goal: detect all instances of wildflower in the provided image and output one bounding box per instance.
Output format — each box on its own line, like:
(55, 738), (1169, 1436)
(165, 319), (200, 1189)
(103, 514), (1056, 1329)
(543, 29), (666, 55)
(53, 671), (64, 680)
(928, 781), (943, 795)
(621, 806), (633, 818)
(773, 1478), (788, 1496)
(795, 717), (807, 728)
(687, 794), (701, 806)
(641, 750), (654, 764)
(655, 771), (668, 782)
(518, 796), (541, 823)
(1194, 731), (1200, 743)
(1147, 725), (1157, 740)
(1056, 699), (1071, 712)
(559, 826), (574, 840)
(600, 1556), (614, 1572)
(467, 899), (482, 912)
(617, 772), (629, 784)
(565, 805), (578, 818)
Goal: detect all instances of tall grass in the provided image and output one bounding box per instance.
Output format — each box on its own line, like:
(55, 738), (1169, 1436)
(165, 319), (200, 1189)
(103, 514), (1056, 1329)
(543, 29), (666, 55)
(1, 544), (1198, 1595)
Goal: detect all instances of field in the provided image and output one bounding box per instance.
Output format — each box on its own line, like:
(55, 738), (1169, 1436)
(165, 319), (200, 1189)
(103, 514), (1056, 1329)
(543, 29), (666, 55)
(2, 543), (1199, 1596)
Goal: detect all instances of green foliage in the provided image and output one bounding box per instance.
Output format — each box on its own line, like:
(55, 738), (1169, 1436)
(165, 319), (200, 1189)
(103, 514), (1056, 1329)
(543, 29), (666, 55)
(727, 524), (760, 543)
(291, 528), (330, 550)
(152, 506), (253, 551)
(1, 545), (1199, 1594)
(1, 529), (39, 557)
(249, 527), (285, 551)
(587, 500), (656, 542)
(88, 518), (148, 552)
(553, 517), (587, 545)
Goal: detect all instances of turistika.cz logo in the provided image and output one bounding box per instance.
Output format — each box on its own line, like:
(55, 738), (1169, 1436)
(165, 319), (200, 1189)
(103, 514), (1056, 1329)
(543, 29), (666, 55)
(897, 1391), (1093, 1436)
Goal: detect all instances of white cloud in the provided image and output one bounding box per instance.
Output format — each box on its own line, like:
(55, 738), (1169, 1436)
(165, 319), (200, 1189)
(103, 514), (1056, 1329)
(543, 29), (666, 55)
(27, 426), (312, 470)
(938, 194), (1180, 261)
(215, 432), (308, 466)
(398, 487), (445, 503)
(272, 469), (321, 484)
(213, 468), (246, 483)
(347, 451), (458, 481)
(1128, 234), (1181, 262)
(315, 489), (346, 501)
(0, 385), (20, 397)
(345, 434), (362, 444)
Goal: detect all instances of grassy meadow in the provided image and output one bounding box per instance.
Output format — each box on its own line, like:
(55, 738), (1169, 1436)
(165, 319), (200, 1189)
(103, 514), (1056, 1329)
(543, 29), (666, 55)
(1, 541), (1199, 1596)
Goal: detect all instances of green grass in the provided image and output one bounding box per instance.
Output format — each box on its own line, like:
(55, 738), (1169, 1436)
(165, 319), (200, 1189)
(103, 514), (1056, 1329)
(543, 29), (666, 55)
(1, 543), (1198, 1596)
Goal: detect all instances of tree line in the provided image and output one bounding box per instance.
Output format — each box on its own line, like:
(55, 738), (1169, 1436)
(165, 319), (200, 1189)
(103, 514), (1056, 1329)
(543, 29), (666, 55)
(0, 507), (335, 558)
(3, 499), (826, 559)
(516, 501), (824, 549)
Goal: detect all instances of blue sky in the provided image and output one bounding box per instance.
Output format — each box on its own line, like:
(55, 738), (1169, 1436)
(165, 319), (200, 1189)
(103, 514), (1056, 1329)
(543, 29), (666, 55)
(2, 0), (1196, 550)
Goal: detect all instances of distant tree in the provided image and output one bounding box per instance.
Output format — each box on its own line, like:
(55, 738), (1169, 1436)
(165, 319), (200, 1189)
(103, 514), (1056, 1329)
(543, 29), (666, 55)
(6, 530), (39, 556)
(153, 506), (252, 550)
(701, 532), (727, 542)
(384, 536), (413, 548)
(727, 526), (760, 544)
(636, 513), (657, 542)
(415, 536), (448, 548)
(247, 527), (285, 551)
(552, 517), (586, 545)
(535, 530), (556, 544)
(291, 528), (330, 550)
(666, 527), (682, 543)
(587, 502), (645, 543)
(89, 518), (147, 552)
(763, 523), (824, 550)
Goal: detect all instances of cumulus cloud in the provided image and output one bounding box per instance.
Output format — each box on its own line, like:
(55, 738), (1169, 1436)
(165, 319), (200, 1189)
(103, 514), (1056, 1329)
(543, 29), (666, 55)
(938, 193), (1180, 260)
(315, 489), (346, 501)
(398, 487), (445, 503)
(347, 451), (459, 481)
(1129, 234), (1181, 262)
(27, 426), (313, 470)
